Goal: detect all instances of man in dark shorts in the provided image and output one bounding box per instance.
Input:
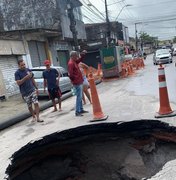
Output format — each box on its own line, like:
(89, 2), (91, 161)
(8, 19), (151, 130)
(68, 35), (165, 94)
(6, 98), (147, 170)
(43, 60), (62, 112)
(15, 59), (43, 123)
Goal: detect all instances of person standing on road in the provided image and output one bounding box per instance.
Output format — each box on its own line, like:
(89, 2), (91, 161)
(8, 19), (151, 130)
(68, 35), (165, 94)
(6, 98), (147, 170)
(43, 60), (62, 112)
(68, 50), (89, 116)
(79, 62), (91, 104)
(15, 59), (43, 123)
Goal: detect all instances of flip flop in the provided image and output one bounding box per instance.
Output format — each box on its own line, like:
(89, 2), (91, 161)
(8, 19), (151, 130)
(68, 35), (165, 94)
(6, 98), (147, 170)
(37, 119), (44, 123)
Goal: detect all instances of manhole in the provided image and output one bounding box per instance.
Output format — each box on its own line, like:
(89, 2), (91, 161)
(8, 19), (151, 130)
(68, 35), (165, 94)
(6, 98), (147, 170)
(6, 120), (176, 180)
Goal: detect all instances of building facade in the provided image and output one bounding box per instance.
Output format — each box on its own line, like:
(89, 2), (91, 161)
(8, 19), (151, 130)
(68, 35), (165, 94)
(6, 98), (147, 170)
(83, 22), (129, 68)
(0, 0), (86, 97)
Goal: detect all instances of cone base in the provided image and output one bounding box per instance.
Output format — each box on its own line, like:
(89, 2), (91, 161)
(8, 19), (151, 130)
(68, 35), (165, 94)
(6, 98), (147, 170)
(155, 111), (176, 118)
(89, 115), (108, 122)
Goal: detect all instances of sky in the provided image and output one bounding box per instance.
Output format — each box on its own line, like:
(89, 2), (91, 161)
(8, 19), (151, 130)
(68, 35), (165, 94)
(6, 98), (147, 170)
(80, 0), (176, 40)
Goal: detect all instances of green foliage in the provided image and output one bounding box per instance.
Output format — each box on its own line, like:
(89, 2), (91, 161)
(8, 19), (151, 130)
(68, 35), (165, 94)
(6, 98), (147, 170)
(139, 32), (158, 44)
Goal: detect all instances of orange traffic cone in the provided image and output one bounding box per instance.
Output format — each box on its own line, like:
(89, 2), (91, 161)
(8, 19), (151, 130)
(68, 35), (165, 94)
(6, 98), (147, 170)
(135, 59), (139, 70)
(155, 64), (176, 118)
(141, 58), (145, 68)
(127, 62), (133, 75)
(97, 63), (101, 76)
(88, 72), (108, 122)
(120, 63), (127, 78)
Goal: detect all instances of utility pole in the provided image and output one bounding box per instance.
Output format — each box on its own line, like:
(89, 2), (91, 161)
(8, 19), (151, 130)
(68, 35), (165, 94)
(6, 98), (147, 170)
(67, 0), (79, 51)
(135, 23), (138, 51)
(105, 0), (111, 47)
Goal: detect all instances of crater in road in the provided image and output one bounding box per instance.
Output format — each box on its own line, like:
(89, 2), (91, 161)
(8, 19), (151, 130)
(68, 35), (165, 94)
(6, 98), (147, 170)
(6, 120), (176, 180)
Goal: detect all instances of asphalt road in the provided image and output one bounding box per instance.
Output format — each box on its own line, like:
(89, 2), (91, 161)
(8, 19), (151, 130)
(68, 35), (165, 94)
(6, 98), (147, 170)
(1, 54), (176, 180)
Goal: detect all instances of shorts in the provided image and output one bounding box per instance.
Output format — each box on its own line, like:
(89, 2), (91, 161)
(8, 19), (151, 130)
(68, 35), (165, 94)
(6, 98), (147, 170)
(48, 87), (62, 100)
(23, 91), (38, 108)
(83, 76), (89, 87)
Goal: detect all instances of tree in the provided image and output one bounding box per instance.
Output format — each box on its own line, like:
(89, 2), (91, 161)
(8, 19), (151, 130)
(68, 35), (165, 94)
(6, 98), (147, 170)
(139, 32), (157, 44)
(139, 32), (158, 49)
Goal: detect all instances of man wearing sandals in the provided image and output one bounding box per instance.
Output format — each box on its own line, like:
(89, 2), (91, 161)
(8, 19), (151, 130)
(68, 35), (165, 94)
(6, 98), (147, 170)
(15, 59), (43, 123)
(43, 60), (62, 112)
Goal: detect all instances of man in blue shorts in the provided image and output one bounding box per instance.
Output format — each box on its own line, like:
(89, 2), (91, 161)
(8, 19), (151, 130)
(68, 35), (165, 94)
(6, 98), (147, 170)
(43, 60), (62, 112)
(15, 59), (43, 123)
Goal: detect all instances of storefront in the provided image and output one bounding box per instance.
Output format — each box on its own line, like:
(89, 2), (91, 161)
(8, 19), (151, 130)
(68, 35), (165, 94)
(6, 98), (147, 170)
(0, 40), (26, 97)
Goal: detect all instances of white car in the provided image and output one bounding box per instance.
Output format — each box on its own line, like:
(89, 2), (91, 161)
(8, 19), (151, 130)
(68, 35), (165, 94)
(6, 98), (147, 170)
(153, 49), (172, 65)
(173, 48), (176, 56)
(31, 66), (72, 96)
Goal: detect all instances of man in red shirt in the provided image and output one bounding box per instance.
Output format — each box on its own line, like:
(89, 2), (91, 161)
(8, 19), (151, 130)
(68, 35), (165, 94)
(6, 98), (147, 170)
(68, 50), (88, 116)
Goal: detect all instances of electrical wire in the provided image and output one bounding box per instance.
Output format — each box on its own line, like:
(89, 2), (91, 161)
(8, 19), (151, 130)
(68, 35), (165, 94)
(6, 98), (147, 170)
(87, 0), (106, 18)
(81, 0), (105, 21)
(82, 7), (104, 22)
(130, 0), (176, 9)
(121, 1), (137, 19)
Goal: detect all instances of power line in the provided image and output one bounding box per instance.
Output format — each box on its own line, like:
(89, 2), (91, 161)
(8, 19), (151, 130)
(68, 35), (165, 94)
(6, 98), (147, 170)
(130, 0), (176, 9)
(81, 0), (105, 21)
(86, 0), (106, 18)
(136, 17), (176, 24)
(108, 0), (124, 6)
(121, 1), (137, 19)
(82, 7), (104, 22)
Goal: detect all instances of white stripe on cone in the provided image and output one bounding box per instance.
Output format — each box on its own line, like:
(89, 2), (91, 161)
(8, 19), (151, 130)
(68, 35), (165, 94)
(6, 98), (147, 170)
(158, 69), (165, 76)
(159, 81), (167, 88)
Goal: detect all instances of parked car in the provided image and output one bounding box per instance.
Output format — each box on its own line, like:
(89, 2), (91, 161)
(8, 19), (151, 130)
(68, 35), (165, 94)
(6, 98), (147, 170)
(31, 66), (72, 96)
(161, 45), (173, 56)
(173, 48), (176, 56)
(153, 49), (172, 65)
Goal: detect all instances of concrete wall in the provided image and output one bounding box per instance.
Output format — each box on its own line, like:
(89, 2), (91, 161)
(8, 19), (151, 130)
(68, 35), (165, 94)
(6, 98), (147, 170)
(58, 0), (86, 40)
(0, 0), (60, 31)
(0, 0), (86, 40)
(86, 24), (107, 41)
(49, 40), (72, 68)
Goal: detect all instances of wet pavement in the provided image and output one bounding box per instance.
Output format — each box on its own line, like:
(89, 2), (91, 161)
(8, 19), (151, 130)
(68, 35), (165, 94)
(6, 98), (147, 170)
(1, 54), (176, 179)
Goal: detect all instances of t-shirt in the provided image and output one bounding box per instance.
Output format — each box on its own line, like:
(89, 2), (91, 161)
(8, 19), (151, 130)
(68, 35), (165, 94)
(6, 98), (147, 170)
(14, 68), (35, 97)
(68, 59), (83, 85)
(43, 68), (59, 89)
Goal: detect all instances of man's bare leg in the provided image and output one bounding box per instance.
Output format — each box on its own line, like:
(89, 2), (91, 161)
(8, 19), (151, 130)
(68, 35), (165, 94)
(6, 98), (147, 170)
(28, 106), (36, 122)
(34, 103), (40, 120)
(52, 99), (57, 112)
(34, 103), (43, 122)
(58, 98), (62, 111)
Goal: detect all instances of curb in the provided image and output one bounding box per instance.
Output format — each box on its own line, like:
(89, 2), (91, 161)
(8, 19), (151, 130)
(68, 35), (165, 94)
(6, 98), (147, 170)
(0, 79), (102, 131)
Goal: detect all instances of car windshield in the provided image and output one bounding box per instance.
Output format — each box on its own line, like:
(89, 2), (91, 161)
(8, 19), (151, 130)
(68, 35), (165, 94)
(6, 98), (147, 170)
(32, 70), (44, 79)
(156, 49), (169, 56)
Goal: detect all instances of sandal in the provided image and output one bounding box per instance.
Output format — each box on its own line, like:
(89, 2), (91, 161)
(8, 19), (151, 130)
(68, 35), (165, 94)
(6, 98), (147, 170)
(37, 119), (44, 123)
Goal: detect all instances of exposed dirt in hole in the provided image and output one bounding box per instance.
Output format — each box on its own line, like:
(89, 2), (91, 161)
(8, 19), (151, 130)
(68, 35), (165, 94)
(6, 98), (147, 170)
(6, 121), (176, 180)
